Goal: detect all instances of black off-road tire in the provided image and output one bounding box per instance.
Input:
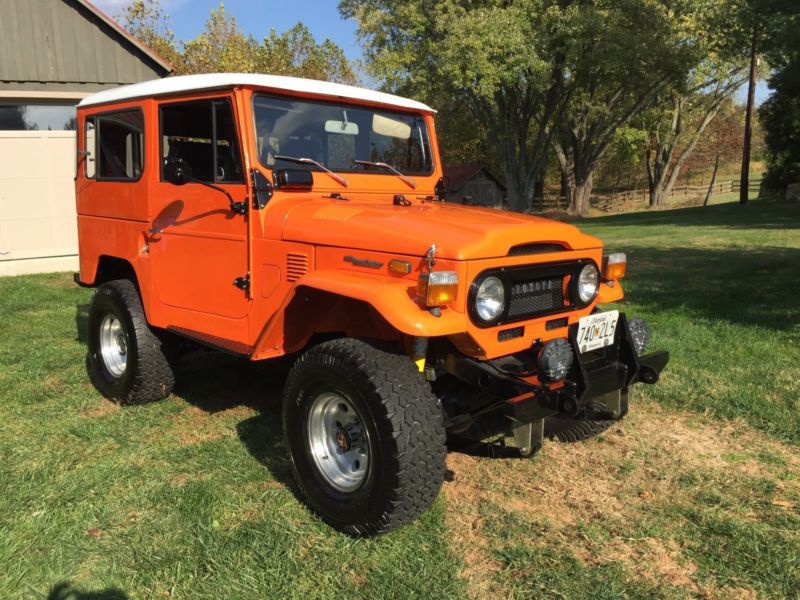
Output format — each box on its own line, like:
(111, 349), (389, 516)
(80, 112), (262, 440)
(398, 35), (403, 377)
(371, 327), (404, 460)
(283, 338), (446, 536)
(87, 279), (175, 405)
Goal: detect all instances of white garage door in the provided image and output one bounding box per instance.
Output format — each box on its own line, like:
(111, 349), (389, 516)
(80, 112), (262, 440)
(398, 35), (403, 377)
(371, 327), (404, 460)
(0, 129), (78, 276)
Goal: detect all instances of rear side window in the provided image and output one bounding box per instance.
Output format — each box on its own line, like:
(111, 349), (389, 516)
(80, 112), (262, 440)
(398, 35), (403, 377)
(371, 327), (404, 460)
(95, 110), (144, 181)
(84, 117), (96, 178)
(160, 99), (244, 184)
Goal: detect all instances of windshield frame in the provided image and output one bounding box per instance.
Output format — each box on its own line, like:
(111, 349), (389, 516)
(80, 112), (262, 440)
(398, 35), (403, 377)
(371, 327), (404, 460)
(250, 92), (435, 178)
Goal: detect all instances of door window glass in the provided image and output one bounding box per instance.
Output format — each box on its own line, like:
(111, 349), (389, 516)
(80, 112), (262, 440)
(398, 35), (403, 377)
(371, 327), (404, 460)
(96, 110), (144, 180)
(160, 99), (244, 184)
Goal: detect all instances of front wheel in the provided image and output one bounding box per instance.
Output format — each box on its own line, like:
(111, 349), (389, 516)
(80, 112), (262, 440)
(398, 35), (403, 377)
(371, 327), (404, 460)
(283, 338), (446, 536)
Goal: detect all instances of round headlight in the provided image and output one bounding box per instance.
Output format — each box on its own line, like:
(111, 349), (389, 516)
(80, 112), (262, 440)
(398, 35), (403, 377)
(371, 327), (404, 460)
(475, 276), (505, 322)
(576, 264), (599, 304)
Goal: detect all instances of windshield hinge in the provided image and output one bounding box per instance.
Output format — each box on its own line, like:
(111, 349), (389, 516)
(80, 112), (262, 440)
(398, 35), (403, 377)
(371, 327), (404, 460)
(393, 194), (412, 206)
(251, 169), (273, 209)
(233, 273), (250, 292)
(435, 177), (448, 201)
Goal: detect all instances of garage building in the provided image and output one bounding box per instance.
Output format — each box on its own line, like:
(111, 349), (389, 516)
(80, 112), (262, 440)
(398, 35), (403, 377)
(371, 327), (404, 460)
(0, 0), (171, 276)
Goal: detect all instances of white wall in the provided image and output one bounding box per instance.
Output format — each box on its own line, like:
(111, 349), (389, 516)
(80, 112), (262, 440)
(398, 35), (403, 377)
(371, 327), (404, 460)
(0, 129), (79, 276)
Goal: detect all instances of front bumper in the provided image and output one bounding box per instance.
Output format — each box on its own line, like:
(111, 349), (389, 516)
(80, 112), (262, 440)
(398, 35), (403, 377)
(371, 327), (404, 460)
(443, 312), (669, 431)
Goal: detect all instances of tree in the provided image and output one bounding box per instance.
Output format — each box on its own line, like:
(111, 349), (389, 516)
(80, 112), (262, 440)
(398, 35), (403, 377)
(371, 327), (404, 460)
(642, 61), (748, 208)
(116, 1), (358, 84)
(258, 23), (358, 85)
(343, 0), (696, 214)
(118, 0), (183, 71)
(549, 0), (695, 214)
(753, 0), (800, 193)
(181, 5), (260, 74)
(340, 0), (573, 212)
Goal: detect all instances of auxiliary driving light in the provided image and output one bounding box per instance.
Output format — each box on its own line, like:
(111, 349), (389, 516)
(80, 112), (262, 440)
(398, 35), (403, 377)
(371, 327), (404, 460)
(627, 317), (650, 355)
(537, 338), (574, 382)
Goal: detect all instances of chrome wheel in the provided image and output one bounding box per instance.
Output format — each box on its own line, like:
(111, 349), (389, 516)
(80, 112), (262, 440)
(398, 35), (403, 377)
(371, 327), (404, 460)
(307, 392), (371, 493)
(99, 314), (128, 378)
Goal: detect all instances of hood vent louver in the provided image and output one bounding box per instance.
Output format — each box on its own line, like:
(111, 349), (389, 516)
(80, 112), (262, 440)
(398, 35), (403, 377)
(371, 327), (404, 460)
(507, 243), (567, 257)
(286, 253), (309, 282)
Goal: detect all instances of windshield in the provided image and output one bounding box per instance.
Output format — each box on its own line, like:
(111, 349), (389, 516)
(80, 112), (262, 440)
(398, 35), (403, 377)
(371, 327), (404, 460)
(253, 94), (433, 176)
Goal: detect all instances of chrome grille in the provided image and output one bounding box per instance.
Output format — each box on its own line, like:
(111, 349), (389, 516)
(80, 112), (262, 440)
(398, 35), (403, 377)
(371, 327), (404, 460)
(507, 277), (565, 318)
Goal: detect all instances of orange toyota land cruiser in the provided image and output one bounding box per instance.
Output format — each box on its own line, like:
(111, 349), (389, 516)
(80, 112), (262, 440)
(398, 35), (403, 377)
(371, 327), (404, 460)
(74, 73), (668, 536)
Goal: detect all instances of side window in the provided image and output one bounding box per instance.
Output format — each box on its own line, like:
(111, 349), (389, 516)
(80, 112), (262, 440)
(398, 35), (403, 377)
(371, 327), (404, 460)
(84, 117), (96, 178)
(96, 110), (144, 180)
(160, 99), (244, 184)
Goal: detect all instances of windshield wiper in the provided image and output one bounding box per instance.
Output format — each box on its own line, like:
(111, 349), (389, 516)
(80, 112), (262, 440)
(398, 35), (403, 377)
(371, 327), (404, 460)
(274, 155), (348, 188)
(354, 160), (417, 189)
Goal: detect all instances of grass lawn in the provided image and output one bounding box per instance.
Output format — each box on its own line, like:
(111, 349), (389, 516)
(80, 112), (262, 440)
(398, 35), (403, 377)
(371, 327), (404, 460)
(1, 198), (798, 599)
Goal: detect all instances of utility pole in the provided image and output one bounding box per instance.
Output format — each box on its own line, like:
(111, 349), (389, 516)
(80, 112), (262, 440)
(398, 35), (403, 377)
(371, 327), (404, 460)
(740, 30), (757, 205)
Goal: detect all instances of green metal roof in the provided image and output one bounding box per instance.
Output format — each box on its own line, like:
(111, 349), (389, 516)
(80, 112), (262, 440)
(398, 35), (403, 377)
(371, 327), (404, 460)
(0, 0), (171, 91)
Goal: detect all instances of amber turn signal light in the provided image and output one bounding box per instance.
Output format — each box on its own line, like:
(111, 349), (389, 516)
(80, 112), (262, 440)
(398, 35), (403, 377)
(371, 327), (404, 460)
(389, 259), (412, 274)
(602, 252), (627, 280)
(417, 271), (458, 306)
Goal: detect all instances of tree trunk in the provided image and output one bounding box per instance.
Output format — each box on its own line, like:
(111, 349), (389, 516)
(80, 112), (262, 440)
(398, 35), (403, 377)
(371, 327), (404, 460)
(650, 187), (668, 208)
(704, 154), (721, 207)
(503, 163), (535, 212)
(567, 171), (593, 215)
(573, 177), (593, 214)
(740, 30), (758, 205)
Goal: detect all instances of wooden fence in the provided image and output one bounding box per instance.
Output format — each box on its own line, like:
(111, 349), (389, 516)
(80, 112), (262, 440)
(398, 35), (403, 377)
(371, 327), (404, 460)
(529, 178), (760, 214)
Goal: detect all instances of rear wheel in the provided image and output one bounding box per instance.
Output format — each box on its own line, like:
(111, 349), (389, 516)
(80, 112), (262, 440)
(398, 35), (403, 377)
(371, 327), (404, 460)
(283, 338), (446, 536)
(87, 279), (175, 405)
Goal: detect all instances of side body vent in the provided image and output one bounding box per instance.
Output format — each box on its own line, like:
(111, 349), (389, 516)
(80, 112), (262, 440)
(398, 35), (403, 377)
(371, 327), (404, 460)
(508, 243), (567, 256)
(286, 252), (309, 282)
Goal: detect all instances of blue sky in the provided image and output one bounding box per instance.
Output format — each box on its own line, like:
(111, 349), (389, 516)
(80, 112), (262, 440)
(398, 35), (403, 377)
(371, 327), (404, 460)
(94, 0), (770, 103)
(94, 0), (363, 64)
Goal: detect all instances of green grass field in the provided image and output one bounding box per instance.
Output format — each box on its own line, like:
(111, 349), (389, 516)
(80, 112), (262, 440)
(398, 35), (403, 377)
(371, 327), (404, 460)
(1, 198), (798, 599)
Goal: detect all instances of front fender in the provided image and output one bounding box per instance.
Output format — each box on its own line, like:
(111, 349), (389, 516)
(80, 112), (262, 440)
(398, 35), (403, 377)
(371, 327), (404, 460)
(251, 270), (467, 359)
(297, 270), (467, 336)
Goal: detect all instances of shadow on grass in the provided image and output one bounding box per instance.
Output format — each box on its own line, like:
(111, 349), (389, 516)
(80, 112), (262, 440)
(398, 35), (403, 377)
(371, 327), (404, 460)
(623, 245), (800, 332)
(172, 350), (298, 491)
(583, 198), (800, 230)
(75, 303), (89, 345)
(48, 581), (128, 600)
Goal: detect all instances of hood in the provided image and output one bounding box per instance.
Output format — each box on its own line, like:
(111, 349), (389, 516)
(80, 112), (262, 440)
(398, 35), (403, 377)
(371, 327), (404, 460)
(280, 199), (601, 260)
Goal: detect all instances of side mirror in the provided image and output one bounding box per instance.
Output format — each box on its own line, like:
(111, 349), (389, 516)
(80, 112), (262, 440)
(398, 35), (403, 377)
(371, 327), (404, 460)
(164, 158), (192, 185)
(274, 168), (314, 191)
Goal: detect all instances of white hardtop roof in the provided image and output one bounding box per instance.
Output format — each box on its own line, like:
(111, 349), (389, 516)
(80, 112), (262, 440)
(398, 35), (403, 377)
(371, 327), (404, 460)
(78, 73), (436, 113)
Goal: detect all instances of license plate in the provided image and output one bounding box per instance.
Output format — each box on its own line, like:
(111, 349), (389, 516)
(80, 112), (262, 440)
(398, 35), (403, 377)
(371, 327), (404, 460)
(576, 310), (619, 353)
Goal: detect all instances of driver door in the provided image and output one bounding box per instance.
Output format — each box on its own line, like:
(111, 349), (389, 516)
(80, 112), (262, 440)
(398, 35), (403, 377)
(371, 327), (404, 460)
(149, 96), (250, 324)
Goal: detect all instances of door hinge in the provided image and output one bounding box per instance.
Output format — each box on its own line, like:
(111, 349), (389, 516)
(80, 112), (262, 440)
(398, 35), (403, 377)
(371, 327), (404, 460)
(230, 201), (248, 215)
(233, 274), (250, 291)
